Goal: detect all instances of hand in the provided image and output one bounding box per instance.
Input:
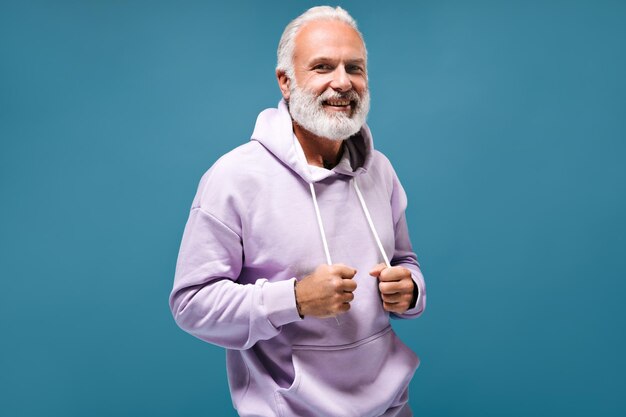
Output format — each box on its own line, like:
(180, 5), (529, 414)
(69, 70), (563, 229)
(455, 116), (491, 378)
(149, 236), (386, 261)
(295, 264), (357, 318)
(369, 263), (415, 314)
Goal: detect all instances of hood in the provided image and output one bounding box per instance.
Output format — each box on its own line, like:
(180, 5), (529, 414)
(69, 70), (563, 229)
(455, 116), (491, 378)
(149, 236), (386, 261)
(250, 99), (374, 183)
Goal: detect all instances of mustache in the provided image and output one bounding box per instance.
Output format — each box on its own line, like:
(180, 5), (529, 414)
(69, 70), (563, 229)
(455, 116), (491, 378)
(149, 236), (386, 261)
(318, 89), (362, 103)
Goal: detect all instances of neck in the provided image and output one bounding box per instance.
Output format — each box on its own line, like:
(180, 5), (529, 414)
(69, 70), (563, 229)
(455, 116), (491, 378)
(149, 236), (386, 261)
(293, 122), (344, 169)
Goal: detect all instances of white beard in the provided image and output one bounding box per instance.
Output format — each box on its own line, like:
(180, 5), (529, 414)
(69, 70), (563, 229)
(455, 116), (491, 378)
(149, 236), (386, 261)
(288, 83), (370, 141)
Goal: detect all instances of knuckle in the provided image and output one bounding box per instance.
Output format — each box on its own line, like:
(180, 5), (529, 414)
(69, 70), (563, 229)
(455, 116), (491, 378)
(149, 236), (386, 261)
(378, 271), (388, 281)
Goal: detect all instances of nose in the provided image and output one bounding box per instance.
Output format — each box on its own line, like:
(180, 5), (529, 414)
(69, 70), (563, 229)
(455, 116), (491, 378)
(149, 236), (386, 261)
(330, 65), (351, 92)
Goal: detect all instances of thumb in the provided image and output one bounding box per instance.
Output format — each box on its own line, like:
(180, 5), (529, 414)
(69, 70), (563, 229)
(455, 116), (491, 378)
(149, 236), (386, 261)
(369, 263), (386, 278)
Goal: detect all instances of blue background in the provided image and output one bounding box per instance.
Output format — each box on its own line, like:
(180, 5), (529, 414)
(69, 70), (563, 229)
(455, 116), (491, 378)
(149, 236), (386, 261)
(1, 0), (625, 416)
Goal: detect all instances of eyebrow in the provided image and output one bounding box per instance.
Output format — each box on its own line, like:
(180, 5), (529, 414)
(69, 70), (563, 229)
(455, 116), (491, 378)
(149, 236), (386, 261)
(307, 57), (366, 66)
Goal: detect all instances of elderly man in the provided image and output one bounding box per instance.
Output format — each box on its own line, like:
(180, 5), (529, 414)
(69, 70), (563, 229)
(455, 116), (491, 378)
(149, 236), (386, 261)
(170, 6), (426, 417)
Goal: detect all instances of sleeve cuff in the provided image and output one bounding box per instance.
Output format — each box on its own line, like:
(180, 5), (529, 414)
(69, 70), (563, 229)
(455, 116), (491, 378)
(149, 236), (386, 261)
(263, 278), (302, 327)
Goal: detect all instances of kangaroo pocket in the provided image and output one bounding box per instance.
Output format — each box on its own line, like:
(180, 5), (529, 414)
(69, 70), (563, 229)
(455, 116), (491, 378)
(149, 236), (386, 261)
(274, 326), (419, 417)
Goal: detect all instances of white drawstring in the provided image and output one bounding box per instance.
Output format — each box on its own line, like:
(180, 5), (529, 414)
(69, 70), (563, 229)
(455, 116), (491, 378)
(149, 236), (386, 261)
(310, 179), (390, 267)
(352, 178), (391, 268)
(309, 182), (332, 265)
(353, 177), (421, 310)
(308, 177), (420, 316)
(309, 182), (340, 325)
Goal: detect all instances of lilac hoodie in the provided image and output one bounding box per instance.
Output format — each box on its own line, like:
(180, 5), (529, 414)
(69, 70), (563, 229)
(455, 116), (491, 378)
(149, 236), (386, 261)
(170, 100), (426, 417)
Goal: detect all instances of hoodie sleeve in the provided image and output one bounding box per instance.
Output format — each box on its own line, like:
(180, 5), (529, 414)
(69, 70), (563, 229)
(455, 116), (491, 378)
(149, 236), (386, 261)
(388, 166), (427, 319)
(169, 176), (301, 350)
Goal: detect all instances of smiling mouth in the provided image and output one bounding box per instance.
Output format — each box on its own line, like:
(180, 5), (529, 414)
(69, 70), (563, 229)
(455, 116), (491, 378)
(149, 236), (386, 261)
(323, 99), (353, 109)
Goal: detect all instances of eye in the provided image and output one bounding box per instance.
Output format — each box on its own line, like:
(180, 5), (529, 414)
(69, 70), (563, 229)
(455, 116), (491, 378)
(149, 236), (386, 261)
(313, 64), (333, 72)
(346, 64), (364, 74)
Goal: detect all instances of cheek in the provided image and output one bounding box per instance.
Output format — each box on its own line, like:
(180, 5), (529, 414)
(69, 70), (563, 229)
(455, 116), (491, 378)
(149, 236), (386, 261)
(354, 80), (368, 95)
(300, 74), (332, 93)
(313, 83), (332, 96)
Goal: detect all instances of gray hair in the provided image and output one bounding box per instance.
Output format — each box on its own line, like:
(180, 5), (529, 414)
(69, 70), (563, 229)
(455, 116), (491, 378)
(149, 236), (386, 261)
(276, 6), (367, 80)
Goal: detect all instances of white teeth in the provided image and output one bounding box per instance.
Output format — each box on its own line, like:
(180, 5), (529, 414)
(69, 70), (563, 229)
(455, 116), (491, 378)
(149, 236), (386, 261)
(327, 100), (350, 106)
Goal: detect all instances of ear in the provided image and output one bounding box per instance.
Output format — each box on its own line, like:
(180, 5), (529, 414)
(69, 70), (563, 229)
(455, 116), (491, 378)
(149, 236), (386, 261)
(276, 70), (291, 101)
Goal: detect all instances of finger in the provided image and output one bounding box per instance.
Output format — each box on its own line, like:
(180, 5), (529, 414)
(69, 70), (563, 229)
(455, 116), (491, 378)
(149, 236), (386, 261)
(379, 281), (399, 295)
(339, 302), (351, 313)
(378, 266), (411, 282)
(381, 292), (403, 303)
(369, 263), (386, 278)
(332, 264), (357, 279)
(341, 278), (357, 293)
(379, 280), (412, 295)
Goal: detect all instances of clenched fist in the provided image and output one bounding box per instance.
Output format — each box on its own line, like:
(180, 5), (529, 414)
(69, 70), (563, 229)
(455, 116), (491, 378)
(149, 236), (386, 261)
(295, 264), (357, 318)
(369, 264), (416, 314)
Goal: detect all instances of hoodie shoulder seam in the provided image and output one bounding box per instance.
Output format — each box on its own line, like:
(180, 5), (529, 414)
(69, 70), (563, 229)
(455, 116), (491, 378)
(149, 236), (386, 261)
(190, 206), (242, 239)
